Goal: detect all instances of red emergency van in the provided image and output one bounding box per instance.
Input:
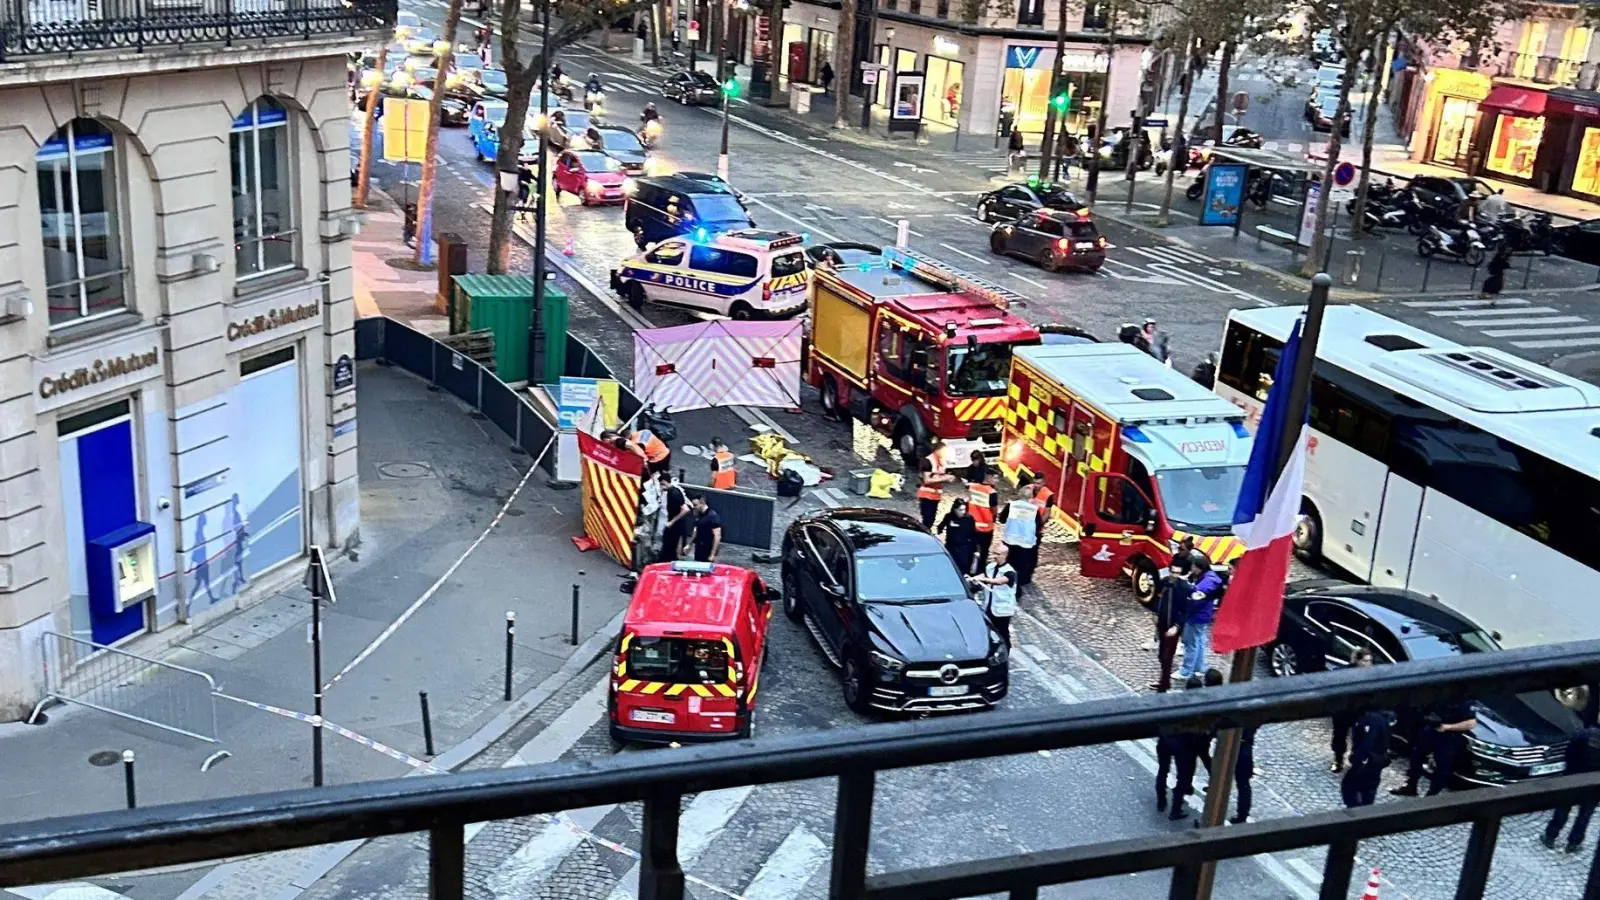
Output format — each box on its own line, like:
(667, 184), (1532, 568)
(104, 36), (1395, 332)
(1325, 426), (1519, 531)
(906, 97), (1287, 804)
(609, 561), (775, 744)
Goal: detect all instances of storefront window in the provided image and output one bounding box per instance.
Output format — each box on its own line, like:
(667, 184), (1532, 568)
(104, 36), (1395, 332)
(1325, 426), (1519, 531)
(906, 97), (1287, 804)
(1001, 65), (1103, 135)
(924, 57), (963, 126)
(1486, 114), (1544, 180)
(807, 29), (834, 83)
(1573, 127), (1600, 197)
(875, 45), (891, 105)
(1430, 96), (1479, 167)
(779, 22), (802, 78)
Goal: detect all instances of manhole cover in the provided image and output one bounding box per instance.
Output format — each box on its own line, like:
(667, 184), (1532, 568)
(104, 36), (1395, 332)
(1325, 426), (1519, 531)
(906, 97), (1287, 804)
(88, 750), (121, 767)
(378, 462), (433, 479)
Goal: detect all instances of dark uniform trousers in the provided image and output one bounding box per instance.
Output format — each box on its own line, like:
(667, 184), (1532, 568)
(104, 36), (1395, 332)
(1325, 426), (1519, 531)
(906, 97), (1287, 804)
(1407, 729), (1465, 796)
(1342, 762), (1384, 808)
(1234, 736), (1256, 820)
(1331, 710), (1357, 766)
(919, 498), (940, 529)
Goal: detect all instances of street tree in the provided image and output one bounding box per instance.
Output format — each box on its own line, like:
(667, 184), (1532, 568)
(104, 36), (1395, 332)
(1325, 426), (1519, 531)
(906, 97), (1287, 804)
(414, 0), (467, 264)
(354, 42), (389, 210)
(833, 0), (858, 130)
(1298, 0), (1526, 276)
(485, 0), (668, 272)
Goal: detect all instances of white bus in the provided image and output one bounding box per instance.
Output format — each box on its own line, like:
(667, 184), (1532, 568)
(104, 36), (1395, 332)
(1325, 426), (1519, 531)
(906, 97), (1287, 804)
(1216, 305), (1600, 649)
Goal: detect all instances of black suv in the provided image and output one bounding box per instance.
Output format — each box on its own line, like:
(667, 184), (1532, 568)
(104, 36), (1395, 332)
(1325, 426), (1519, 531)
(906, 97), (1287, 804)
(780, 508), (1008, 714)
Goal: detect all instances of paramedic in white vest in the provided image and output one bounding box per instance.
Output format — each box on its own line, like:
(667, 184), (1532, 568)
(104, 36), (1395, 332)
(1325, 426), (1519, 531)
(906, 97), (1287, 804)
(971, 543), (1018, 646)
(997, 483), (1045, 587)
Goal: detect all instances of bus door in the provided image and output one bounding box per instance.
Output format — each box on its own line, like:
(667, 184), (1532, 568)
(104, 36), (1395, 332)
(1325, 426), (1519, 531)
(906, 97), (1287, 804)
(1370, 472), (1425, 589)
(1079, 473), (1156, 579)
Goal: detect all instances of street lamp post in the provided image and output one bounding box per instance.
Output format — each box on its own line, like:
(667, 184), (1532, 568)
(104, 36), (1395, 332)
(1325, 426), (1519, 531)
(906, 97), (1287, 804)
(530, 0), (553, 382)
(719, 74), (735, 181)
(858, 0), (877, 131)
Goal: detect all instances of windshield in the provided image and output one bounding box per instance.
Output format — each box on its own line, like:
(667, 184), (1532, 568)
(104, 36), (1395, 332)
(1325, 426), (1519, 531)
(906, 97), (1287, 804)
(854, 554), (967, 603)
(575, 152), (622, 171)
(626, 636), (730, 683)
(770, 251), (806, 277)
(1404, 625), (1500, 658)
(946, 344), (1013, 397)
(602, 129), (644, 151)
(689, 71), (719, 87)
(691, 194), (748, 223)
(1153, 465), (1248, 530)
(479, 70), (506, 86)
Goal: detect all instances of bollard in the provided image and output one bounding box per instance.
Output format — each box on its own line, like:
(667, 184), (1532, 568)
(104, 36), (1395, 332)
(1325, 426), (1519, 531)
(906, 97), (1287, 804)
(895, 219), (910, 249)
(1374, 251), (1387, 291)
(1421, 256), (1432, 293)
(311, 715), (324, 787)
(420, 690), (436, 757)
(1523, 254), (1534, 290)
(1470, 260), (1480, 292)
(504, 611), (516, 701)
(123, 750), (136, 809)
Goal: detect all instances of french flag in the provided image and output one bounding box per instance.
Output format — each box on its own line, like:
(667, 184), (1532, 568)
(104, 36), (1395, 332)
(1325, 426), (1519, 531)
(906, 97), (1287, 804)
(1212, 319), (1309, 654)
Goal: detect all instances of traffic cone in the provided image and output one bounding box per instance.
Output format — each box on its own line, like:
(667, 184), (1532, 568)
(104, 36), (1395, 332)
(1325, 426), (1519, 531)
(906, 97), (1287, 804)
(563, 234), (575, 256)
(1360, 868), (1381, 900)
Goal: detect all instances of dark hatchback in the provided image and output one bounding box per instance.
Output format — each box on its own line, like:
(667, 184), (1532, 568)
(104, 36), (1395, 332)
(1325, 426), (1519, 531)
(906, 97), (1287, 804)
(1269, 581), (1582, 786)
(780, 508), (1008, 715)
(989, 209), (1106, 272)
(663, 69), (722, 105)
(976, 181), (1087, 223)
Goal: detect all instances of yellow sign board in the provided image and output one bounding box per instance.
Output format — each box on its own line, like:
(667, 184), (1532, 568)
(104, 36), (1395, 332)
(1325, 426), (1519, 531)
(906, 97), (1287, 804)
(382, 97), (431, 163)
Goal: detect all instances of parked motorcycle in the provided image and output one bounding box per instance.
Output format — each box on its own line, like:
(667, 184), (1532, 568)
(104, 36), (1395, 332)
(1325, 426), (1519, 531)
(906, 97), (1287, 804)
(1223, 127), (1264, 149)
(1345, 178), (1400, 216)
(1360, 201), (1412, 232)
(1417, 222), (1486, 267)
(638, 403), (678, 443)
(1497, 212), (1558, 255)
(1184, 166), (1207, 201)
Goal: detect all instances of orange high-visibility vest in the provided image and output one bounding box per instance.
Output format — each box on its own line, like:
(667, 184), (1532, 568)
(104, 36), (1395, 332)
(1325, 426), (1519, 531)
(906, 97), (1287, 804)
(970, 483), (997, 532)
(916, 477), (942, 502)
(711, 450), (737, 489)
(1033, 485), (1055, 511)
(632, 430), (670, 463)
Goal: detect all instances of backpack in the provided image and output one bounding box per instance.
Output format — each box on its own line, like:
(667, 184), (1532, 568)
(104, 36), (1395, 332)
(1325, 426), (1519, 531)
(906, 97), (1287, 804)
(776, 468), (804, 498)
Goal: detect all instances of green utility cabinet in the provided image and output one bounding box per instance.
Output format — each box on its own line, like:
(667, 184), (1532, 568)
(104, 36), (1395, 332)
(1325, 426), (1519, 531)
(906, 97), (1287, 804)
(448, 275), (568, 384)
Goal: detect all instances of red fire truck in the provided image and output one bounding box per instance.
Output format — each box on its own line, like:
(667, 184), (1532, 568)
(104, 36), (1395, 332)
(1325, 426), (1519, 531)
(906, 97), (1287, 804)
(807, 246), (1040, 463)
(999, 342), (1255, 601)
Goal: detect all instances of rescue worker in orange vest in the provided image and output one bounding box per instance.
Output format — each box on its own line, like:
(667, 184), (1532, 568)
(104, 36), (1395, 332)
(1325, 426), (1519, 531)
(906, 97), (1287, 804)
(627, 426), (672, 476)
(709, 437), (737, 490)
(968, 468), (999, 571)
(915, 443), (954, 529)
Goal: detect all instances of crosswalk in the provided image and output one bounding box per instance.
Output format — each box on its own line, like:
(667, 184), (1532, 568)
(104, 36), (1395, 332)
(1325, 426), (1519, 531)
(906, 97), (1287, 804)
(1399, 297), (1600, 351)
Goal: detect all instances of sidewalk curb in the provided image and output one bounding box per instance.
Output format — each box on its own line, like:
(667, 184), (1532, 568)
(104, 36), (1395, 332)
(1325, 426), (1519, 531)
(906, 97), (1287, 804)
(194, 608), (626, 900)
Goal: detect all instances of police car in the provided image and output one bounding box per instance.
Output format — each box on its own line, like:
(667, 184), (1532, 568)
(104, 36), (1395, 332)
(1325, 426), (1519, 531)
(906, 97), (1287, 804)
(610, 230), (811, 320)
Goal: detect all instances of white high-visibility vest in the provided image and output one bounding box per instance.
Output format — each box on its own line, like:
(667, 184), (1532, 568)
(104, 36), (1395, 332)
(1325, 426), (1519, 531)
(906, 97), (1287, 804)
(985, 562), (1018, 619)
(1003, 498), (1039, 549)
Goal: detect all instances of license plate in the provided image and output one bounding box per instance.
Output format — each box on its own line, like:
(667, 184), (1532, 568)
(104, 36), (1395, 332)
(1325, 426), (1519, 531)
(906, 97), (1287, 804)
(929, 685), (968, 697)
(1076, 241), (1097, 250)
(1530, 762), (1565, 776)
(630, 709), (675, 724)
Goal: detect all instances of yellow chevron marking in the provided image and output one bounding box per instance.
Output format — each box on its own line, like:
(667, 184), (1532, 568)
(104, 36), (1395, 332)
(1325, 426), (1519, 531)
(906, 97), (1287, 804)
(665, 683), (688, 696)
(713, 684), (736, 697)
(690, 684), (714, 697)
(641, 681), (666, 695)
(620, 679), (641, 692)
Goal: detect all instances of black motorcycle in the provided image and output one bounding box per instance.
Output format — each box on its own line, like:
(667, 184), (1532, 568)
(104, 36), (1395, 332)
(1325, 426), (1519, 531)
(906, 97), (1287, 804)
(638, 403), (677, 443)
(1345, 179), (1400, 216)
(1224, 127), (1265, 149)
(1498, 212), (1558, 255)
(1418, 221), (1486, 267)
(1405, 192), (1459, 236)
(1184, 166), (1206, 201)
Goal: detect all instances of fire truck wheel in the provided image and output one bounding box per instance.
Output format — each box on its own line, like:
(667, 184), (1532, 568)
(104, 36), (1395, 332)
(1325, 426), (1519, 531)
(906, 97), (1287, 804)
(843, 654), (872, 714)
(1293, 506), (1323, 562)
(820, 378), (841, 416)
(781, 568), (804, 622)
(626, 281), (647, 310)
(894, 425), (922, 467)
(1131, 557), (1159, 603)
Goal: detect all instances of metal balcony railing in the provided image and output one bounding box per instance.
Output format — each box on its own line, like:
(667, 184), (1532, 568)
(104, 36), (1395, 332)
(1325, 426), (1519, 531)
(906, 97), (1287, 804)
(1503, 50), (1594, 88)
(0, 0), (393, 61)
(2, 641), (1599, 900)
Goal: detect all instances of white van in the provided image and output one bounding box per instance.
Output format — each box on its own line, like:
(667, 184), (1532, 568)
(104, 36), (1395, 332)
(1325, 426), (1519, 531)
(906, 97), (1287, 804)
(610, 230), (810, 320)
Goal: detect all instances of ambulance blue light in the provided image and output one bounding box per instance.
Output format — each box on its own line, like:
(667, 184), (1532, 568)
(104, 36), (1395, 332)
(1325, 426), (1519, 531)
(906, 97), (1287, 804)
(695, 227), (709, 242)
(1123, 426), (1150, 443)
(671, 561), (716, 575)
(1232, 422), (1250, 438)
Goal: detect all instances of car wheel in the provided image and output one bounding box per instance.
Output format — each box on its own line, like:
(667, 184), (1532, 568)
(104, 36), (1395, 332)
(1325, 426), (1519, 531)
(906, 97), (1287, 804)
(843, 655), (871, 714)
(626, 281), (647, 310)
(1293, 506), (1323, 562)
(730, 302), (754, 321)
(978, 201), (992, 222)
(820, 377), (841, 417)
(989, 232), (1008, 256)
(1268, 642), (1300, 677)
(1131, 557), (1159, 605)
(782, 568), (803, 622)
(1039, 249), (1061, 273)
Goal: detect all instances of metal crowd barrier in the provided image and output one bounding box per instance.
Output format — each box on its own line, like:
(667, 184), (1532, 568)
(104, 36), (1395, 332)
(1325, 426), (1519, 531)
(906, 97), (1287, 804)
(29, 631), (220, 743)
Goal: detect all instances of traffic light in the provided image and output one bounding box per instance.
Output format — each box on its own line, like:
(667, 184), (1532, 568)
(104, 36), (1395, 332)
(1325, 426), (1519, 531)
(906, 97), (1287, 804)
(1051, 90), (1070, 113)
(722, 77), (739, 98)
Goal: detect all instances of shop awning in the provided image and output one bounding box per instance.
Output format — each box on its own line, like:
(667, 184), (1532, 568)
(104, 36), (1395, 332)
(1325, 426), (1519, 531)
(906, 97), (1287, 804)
(1481, 84), (1548, 117)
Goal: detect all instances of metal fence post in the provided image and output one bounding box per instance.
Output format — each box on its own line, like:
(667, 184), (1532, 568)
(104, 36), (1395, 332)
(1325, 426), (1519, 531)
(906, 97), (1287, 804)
(123, 751), (136, 809)
(1374, 251), (1386, 291)
(639, 790), (685, 900)
(420, 691), (436, 757)
(1422, 256), (1432, 293)
(1470, 260), (1480, 292)
(504, 612), (516, 701)
(830, 768), (876, 898)
(1523, 255), (1534, 290)
(311, 715), (324, 787)
(570, 584), (581, 646)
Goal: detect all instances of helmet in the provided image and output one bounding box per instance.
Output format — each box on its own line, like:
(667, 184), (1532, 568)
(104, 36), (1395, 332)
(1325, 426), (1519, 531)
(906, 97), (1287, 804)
(645, 102), (657, 113)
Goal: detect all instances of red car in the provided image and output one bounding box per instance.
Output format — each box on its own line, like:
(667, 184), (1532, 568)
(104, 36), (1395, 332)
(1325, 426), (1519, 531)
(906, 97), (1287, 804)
(554, 149), (627, 205)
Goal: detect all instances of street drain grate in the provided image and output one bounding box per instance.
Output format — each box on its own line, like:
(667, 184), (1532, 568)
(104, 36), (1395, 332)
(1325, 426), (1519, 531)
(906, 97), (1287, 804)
(377, 462), (433, 479)
(88, 750), (121, 767)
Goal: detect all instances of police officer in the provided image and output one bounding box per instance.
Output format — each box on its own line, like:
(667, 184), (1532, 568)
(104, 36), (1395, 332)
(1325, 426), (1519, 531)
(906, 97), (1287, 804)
(1342, 706), (1394, 808)
(1330, 648), (1375, 772)
(1544, 725), (1600, 852)
(689, 494), (722, 563)
(1146, 555), (1191, 693)
(1391, 698), (1478, 797)
(655, 470), (691, 563)
(1167, 674), (1210, 820)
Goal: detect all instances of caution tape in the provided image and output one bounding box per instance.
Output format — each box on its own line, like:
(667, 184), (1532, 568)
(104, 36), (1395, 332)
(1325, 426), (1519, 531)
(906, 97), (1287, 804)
(546, 812), (751, 900)
(214, 692), (446, 775)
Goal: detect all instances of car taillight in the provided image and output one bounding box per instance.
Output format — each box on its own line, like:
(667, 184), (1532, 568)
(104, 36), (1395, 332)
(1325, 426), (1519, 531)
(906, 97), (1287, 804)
(763, 282), (772, 302)
(1096, 236), (1108, 248)
(1056, 238), (1070, 251)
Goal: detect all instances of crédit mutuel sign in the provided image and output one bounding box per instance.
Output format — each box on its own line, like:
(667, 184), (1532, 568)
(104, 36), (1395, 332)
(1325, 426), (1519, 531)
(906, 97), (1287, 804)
(227, 302), (319, 342)
(38, 349), (160, 400)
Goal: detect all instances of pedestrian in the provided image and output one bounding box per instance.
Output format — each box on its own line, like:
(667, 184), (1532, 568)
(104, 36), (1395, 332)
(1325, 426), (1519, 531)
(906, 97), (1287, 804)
(689, 495), (722, 563)
(966, 448), (990, 484)
(1330, 647), (1375, 772)
(819, 61), (834, 93)
(938, 498), (979, 576)
(656, 470), (691, 563)
(1232, 724), (1259, 824)
(1055, 129), (1079, 181)
(1167, 674), (1209, 820)
(1008, 125), (1027, 173)
(967, 467), (998, 572)
(1178, 554), (1221, 680)
(1478, 187), (1510, 222)
(1391, 699), (1478, 797)
(915, 451), (952, 529)
(1147, 555), (1191, 693)
(516, 165), (535, 218)
(997, 484), (1044, 587)
(1481, 243), (1512, 301)
(708, 436), (737, 490)
(1341, 706), (1394, 808)
(1544, 725), (1600, 852)
(970, 543), (1018, 646)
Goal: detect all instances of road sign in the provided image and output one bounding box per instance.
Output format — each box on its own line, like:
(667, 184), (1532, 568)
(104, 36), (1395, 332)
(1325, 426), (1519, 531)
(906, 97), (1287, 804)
(863, 69), (879, 85)
(381, 98), (430, 163)
(1334, 161), (1356, 186)
(1143, 116), (1169, 128)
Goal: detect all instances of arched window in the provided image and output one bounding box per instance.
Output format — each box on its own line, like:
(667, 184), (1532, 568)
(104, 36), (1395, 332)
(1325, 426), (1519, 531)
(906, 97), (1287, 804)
(38, 118), (127, 328)
(231, 98), (295, 279)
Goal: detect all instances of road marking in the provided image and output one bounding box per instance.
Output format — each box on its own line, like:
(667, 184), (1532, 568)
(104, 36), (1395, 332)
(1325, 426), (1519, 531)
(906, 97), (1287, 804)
(938, 242), (992, 265)
(1480, 324), (1600, 338)
(1147, 263), (1275, 306)
(1453, 315), (1586, 328)
(740, 827), (829, 900)
(1431, 306), (1560, 318)
(486, 804), (615, 899)
(1009, 272), (1048, 289)
(1512, 336), (1600, 349)
(607, 786), (755, 900)
(944, 212), (991, 229)
(8, 884), (130, 900)
(1401, 297), (1531, 308)
(747, 196), (841, 242)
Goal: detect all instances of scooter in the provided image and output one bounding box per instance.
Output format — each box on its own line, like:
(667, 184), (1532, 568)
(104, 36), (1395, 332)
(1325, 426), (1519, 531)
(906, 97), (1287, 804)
(1345, 179), (1400, 216)
(1499, 212), (1558, 255)
(1184, 164), (1208, 201)
(1418, 222), (1486, 267)
(639, 403), (677, 443)
(584, 85), (607, 112)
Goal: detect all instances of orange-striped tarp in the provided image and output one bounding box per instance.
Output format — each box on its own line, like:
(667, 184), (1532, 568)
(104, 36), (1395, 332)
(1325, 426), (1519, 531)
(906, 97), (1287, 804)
(578, 431), (643, 569)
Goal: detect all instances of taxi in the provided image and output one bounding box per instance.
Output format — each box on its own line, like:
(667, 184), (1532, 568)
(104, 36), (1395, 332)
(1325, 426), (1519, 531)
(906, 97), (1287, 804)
(609, 561), (775, 744)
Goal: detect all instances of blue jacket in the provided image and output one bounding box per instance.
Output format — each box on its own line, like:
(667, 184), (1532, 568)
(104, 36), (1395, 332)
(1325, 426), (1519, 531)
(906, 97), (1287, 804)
(1186, 572), (1223, 625)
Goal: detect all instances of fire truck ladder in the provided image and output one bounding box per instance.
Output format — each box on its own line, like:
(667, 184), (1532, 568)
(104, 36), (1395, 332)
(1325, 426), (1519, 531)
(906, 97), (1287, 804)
(880, 246), (1030, 310)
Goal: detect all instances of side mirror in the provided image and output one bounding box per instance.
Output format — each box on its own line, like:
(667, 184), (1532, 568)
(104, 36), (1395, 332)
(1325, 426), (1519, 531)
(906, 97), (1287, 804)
(821, 582), (844, 598)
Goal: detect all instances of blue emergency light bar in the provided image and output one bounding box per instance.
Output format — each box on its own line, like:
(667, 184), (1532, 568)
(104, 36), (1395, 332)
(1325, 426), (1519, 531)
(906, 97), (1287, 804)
(670, 561), (717, 575)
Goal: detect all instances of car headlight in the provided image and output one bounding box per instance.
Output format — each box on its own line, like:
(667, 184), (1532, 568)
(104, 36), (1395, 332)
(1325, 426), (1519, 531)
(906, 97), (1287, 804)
(868, 649), (905, 672)
(1463, 735), (1517, 760)
(622, 176), (637, 194)
(586, 179), (601, 193)
(987, 642), (1008, 666)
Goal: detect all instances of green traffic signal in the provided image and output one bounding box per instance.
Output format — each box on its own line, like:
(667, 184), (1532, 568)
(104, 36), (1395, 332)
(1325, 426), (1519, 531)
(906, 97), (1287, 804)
(723, 78), (739, 97)
(1051, 92), (1069, 112)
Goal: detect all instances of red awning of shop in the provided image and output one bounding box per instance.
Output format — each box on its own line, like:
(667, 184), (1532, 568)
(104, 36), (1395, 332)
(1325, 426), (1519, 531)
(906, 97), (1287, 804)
(1481, 84), (1548, 116)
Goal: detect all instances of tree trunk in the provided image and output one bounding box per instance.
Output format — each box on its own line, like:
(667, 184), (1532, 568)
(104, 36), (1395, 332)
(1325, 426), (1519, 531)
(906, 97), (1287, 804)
(1035, 0), (1071, 182)
(1158, 43), (1195, 227)
(766, 0), (785, 105)
(1210, 40), (1233, 144)
(354, 43), (388, 209)
(652, 0), (664, 65)
(833, 0), (856, 129)
(414, 0), (466, 264)
(487, 75), (534, 273)
(1301, 39), (1364, 277)
(1351, 28), (1390, 238)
